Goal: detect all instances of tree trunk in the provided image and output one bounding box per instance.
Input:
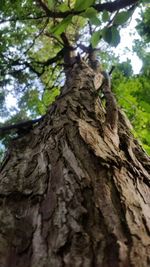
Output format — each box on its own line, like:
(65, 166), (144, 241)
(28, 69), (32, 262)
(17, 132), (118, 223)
(0, 61), (150, 267)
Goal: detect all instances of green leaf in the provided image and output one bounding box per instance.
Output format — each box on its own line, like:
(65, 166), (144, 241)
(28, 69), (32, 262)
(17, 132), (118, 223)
(37, 101), (46, 115)
(111, 26), (120, 46)
(51, 15), (72, 35)
(140, 101), (150, 112)
(113, 11), (132, 25)
(81, 7), (101, 25)
(91, 30), (101, 48)
(74, 0), (95, 11)
(102, 26), (120, 47)
(102, 10), (109, 22)
(59, 3), (70, 12)
(43, 88), (60, 106)
(143, 144), (150, 155)
(102, 28), (112, 44)
(90, 16), (101, 25)
(47, 0), (54, 9)
(83, 7), (97, 18)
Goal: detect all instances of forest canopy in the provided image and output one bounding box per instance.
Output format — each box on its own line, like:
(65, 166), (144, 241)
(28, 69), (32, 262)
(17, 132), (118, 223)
(0, 0), (150, 157)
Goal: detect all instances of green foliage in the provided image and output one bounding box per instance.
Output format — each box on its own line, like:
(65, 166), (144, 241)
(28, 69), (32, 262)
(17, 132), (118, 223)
(58, 3), (70, 12)
(136, 8), (150, 42)
(117, 60), (133, 77)
(102, 11), (109, 22)
(0, 0), (149, 156)
(51, 15), (73, 35)
(102, 26), (120, 47)
(91, 30), (101, 48)
(112, 68), (150, 154)
(42, 88), (60, 107)
(18, 86), (60, 117)
(81, 7), (101, 25)
(47, 0), (55, 9)
(113, 11), (133, 26)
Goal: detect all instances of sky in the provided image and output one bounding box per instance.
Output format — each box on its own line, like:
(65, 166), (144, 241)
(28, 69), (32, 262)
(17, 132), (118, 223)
(6, 9), (142, 108)
(113, 8), (142, 74)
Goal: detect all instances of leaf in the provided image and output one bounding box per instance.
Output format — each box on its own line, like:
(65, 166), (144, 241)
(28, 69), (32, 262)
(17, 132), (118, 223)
(47, 0), (54, 9)
(91, 30), (101, 48)
(113, 11), (132, 26)
(111, 26), (120, 46)
(81, 7), (101, 25)
(140, 101), (150, 112)
(102, 10), (109, 22)
(90, 16), (101, 25)
(59, 3), (70, 12)
(37, 101), (46, 115)
(74, 0), (95, 11)
(143, 144), (150, 155)
(51, 15), (72, 35)
(83, 7), (97, 17)
(102, 26), (120, 47)
(43, 88), (60, 106)
(102, 28), (112, 44)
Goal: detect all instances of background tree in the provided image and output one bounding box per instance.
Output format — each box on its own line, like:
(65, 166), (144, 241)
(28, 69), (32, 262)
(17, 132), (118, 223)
(0, 1), (150, 267)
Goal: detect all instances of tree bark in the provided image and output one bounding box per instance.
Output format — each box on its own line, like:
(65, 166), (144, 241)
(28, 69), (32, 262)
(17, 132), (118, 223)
(0, 61), (150, 267)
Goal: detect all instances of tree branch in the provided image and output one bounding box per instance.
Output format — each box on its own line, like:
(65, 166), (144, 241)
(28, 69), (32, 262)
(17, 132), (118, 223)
(0, 117), (44, 135)
(0, 15), (47, 24)
(0, 0), (139, 25)
(37, 0), (139, 18)
(93, 0), (139, 13)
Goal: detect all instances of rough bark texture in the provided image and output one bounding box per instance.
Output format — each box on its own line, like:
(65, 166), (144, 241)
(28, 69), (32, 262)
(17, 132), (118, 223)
(0, 61), (150, 267)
